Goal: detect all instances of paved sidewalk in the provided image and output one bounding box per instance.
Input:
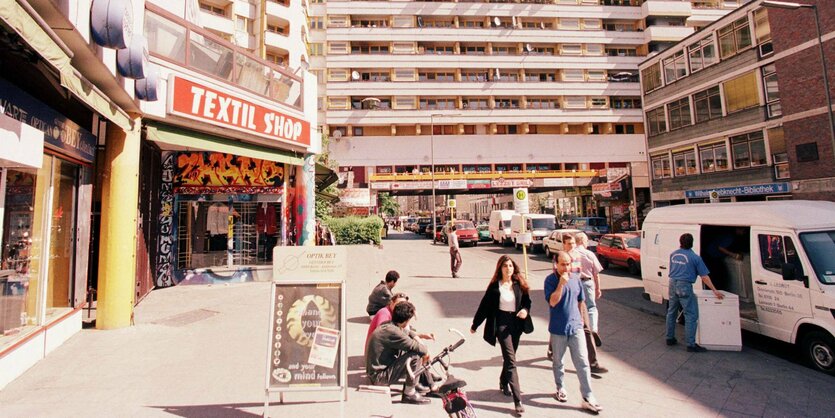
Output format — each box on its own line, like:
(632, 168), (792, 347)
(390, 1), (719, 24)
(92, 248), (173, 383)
(1, 231), (833, 417)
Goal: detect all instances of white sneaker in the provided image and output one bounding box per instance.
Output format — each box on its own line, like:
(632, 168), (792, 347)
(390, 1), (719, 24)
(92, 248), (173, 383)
(554, 388), (567, 403)
(581, 397), (602, 413)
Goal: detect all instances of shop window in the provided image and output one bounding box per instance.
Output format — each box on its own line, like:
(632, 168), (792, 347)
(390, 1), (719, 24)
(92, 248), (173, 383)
(731, 131), (767, 169)
(641, 63), (662, 92)
(651, 155), (672, 179)
(762, 64), (781, 118)
(694, 86), (722, 123)
(699, 142), (729, 173)
(646, 107), (667, 136)
(673, 149), (698, 176)
(718, 17), (752, 59)
(667, 97), (692, 130)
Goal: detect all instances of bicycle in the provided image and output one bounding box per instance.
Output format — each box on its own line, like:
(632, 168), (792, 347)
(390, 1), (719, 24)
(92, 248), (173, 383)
(408, 329), (477, 418)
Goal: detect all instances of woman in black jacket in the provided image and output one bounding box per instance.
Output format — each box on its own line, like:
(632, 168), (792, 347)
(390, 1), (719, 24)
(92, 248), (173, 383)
(471, 255), (533, 415)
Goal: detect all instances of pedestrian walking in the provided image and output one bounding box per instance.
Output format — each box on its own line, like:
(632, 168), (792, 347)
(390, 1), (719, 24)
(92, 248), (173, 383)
(470, 255), (533, 415)
(545, 251), (602, 413)
(665, 233), (724, 352)
(366, 270), (400, 316)
(575, 233), (606, 364)
(448, 224), (462, 278)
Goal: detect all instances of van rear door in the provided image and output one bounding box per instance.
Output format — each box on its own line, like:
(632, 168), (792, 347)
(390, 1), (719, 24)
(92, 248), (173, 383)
(642, 224), (699, 303)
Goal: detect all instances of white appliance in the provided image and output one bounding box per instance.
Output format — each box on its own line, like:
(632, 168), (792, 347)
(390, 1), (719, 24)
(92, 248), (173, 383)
(695, 290), (741, 351)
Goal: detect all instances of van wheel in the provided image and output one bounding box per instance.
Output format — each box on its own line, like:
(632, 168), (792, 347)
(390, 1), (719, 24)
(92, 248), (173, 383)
(598, 256), (609, 270)
(628, 259), (640, 275)
(802, 331), (835, 375)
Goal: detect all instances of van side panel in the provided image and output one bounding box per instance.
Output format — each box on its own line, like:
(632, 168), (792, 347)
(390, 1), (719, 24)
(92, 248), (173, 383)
(641, 223), (700, 303)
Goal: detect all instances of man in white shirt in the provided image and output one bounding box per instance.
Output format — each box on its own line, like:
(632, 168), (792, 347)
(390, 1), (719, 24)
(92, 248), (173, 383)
(448, 225), (462, 278)
(565, 234), (607, 374)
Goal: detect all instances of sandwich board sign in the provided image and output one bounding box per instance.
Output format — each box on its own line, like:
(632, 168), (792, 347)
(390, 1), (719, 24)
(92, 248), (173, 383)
(265, 246), (347, 415)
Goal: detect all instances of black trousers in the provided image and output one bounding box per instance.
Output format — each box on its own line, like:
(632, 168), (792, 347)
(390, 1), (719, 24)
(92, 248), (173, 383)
(496, 311), (522, 403)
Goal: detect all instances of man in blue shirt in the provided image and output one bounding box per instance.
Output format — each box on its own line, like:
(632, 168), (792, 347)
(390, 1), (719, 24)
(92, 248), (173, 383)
(665, 233), (724, 352)
(544, 251), (601, 413)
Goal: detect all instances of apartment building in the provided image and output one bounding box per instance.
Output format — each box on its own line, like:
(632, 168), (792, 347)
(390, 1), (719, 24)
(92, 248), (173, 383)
(309, 0), (741, 228)
(639, 0), (834, 205)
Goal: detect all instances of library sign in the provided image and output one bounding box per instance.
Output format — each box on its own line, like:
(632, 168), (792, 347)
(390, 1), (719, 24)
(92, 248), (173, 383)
(169, 76), (310, 148)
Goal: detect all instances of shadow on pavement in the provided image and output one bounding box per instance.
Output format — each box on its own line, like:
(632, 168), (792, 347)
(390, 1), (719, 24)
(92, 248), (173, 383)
(148, 403), (267, 418)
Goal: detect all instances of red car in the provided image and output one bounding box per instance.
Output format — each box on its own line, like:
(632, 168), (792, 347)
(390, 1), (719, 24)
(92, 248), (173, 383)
(441, 221), (479, 247)
(596, 233), (641, 275)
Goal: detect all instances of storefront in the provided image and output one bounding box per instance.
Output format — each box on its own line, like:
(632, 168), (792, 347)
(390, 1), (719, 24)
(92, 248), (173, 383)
(0, 79), (96, 381)
(140, 5), (318, 286)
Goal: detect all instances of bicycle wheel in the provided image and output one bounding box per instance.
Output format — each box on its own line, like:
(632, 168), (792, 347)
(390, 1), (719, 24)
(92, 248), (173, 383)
(453, 404), (477, 418)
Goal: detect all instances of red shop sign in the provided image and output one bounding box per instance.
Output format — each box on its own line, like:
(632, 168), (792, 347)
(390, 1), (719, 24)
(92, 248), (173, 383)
(169, 76), (310, 147)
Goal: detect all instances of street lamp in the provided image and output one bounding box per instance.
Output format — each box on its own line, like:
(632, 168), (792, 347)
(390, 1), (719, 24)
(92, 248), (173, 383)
(763, 1), (835, 160)
(429, 113), (460, 243)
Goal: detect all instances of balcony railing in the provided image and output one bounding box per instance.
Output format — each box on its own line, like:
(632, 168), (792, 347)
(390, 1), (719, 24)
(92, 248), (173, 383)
(145, 4), (303, 110)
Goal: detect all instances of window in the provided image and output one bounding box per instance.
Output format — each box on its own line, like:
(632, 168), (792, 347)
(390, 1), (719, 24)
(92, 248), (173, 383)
(419, 98), (456, 110)
(641, 63), (662, 92)
(694, 86), (722, 123)
(492, 46), (513, 56)
(424, 45), (454, 55)
(463, 98), (489, 109)
(663, 51), (687, 83)
(673, 149), (698, 176)
(585, 44), (604, 55)
(559, 18), (580, 30)
(236, 16), (251, 33)
(611, 97), (642, 109)
(494, 98), (520, 109)
(394, 97), (416, 109)
(460, 19), (484, 28)
(718, 17), (752, 59)
(731, 131), (767, 169)
(308, 43), (323, 56)
(688, 37), (717, 73)
(562, 69), (584, 82)
(587, 70), (606, 81)
(606, 47), (637, 57)
(651, 155), (672, 179)
(758, 234), (802, 275)
(583, 18), (602, 30)
(309, 16), (324, 30)
(753, 8), (772, 56)
(462, 70), (489, 82)
(527, 98), (560, 109)
(723, 71), (759, 113)
(589, 97), (608, 108)
(199, 3), (225, 16)
(393, 69), (416, 81)
(699, 142), (729, 173)
(327, 97), (349, 110)
(614, 124), (636, 134)
(561, 44), (582, 55)
(773, 152), (790, 179)
(762, 64), (781, 117)
(463, 46), (486, 55)
(418, 71), (454, 82)
(353, 127), (364, 136)
(646, 107), (667, 136)
(328, 42), (348, 54)
(563, 96), (586, 109)
(360, 71), (390, 82)
(667, 97), (692, 130)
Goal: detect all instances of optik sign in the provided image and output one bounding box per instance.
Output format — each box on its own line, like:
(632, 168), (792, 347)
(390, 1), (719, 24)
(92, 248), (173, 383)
(169, 76), (310, 147)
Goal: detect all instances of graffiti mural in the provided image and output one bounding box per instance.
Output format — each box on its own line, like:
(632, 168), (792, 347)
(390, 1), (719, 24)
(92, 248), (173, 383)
(174, 152), (284, 194)
(155, 152), (176, 287)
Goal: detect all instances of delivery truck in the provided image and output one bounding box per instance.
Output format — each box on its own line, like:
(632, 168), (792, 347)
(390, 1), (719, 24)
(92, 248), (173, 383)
(641, 201), (835, 374)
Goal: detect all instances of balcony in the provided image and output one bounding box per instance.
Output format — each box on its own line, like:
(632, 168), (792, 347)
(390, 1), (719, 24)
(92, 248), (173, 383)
(199, 11), (234, 36)
(641, 0), (693, 18)
(643, 26), (694, 43)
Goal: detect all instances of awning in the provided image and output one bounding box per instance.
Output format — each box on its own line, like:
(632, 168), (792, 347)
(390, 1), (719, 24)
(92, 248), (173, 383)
(145, 123), (305, 166)
(316, 163), (339, 190)
(0, 1), (133, 131)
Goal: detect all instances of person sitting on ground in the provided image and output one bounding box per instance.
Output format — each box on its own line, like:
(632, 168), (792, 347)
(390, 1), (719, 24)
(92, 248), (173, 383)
(366, 293), (437, 349)
(366, 301), (432, 405)
(366, 270), (400, 316)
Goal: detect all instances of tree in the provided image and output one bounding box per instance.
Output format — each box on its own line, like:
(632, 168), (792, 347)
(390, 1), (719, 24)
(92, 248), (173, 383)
(378, 192), (399, 216)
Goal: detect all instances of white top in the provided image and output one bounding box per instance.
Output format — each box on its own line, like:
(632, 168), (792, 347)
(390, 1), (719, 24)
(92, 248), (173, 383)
(498, 281), (516, 312)
(448, 231), (459, 249)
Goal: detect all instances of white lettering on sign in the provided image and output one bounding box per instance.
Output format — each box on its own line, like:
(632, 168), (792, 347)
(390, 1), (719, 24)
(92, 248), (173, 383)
(172, 77), (310, 146)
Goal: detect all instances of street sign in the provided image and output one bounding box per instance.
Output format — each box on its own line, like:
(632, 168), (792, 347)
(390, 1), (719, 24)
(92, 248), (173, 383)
(513, 188), (529, 214)
(447, 199), (456, 208)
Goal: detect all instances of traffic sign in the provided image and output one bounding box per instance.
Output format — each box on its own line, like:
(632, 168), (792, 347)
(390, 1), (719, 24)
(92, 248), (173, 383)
(513, 188), (529, 214)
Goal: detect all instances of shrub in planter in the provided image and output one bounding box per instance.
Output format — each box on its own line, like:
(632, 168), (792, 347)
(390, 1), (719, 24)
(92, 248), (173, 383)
(325, 216), (383, 245)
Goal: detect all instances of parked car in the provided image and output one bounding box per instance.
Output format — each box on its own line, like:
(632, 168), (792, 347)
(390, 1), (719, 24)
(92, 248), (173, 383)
(425, 221), (441, 239)
(415, 217), (432, 234)
(476, 224), (492, 242)
(565, 217), (609, 239)
(596, 233), (641, 275)
(432, 224), (444, 243)
(542, 229), (582, 259)
(441, 220), (479, 247)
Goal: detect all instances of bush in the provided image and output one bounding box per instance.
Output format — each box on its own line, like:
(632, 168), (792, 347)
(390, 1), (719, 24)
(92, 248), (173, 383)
(325, 216), (383, 245)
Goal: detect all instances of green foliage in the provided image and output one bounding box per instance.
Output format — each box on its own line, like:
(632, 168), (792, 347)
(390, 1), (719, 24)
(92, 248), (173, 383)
(315, 184), (337, 220)
(378, 192), (399, 216)
(324, 216), (384, 245)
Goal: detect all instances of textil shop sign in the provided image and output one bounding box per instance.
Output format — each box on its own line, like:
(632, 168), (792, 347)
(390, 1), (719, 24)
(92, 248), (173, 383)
(169, 76), (311, 148)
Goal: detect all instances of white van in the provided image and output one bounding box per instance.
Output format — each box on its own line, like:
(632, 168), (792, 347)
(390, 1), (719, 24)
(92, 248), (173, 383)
(488, 210), (515, 246)
(641, 201), (835, 374)
(510, 213), (556, 251)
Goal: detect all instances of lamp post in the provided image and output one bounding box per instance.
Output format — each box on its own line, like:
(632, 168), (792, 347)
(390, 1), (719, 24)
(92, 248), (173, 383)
(763, 1), (835, 160)
(429, 113), (460, 243)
